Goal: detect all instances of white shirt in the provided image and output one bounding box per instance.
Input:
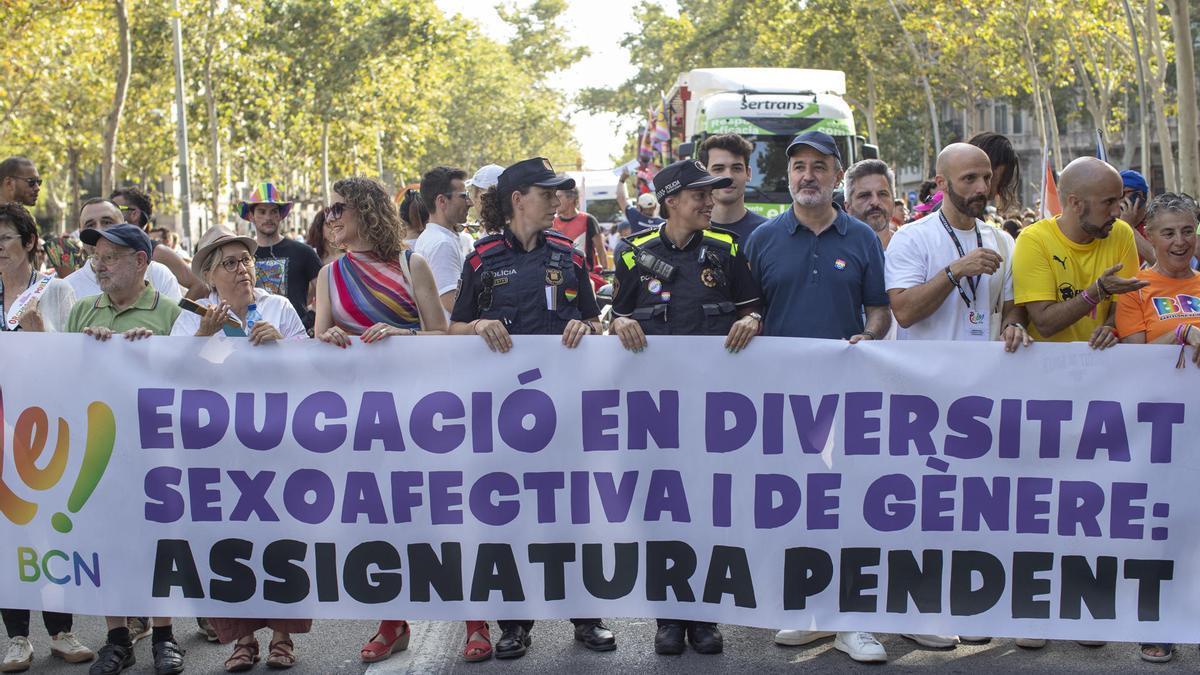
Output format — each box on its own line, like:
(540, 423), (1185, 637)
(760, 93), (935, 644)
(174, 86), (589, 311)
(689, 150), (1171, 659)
(65, 259), (183, 303)
(459, 231), (475, 257)
(414, 223), (466, 317)
(884, 212), (1014, 341)
(171, 288), (307, 339)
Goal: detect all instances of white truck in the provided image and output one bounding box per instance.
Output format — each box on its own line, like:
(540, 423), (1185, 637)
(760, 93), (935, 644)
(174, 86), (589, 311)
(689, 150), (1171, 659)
(657, 67), (877, 218)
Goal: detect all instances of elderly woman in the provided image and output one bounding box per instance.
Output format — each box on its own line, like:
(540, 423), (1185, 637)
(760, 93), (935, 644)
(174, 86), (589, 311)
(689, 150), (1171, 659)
(1117, 193), (1200, 663)
(171, 225), (306, 342)
(169, 225), (307, 671)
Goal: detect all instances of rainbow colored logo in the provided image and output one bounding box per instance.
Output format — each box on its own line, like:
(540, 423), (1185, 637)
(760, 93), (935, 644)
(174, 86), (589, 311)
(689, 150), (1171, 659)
(1153, 294), (1200, 318)
(834, 259), (847, 270)
(0, 387), (116, 533)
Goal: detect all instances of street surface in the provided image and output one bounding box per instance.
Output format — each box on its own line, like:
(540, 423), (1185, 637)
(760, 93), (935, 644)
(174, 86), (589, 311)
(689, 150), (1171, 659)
(17, 615), (1196, 673)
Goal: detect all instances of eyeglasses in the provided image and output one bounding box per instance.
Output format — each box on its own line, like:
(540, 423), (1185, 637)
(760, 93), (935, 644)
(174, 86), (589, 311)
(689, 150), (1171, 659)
(324, 202), (350, 221)
(218, 254), (255, 273)
(447, 191), (470, 200)
(5, 176), (41, 188)
(92, 251), (136, 267)
(116, 204), (136, 213)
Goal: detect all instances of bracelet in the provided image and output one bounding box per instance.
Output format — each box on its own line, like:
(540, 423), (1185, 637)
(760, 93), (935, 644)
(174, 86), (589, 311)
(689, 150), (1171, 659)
(1176, 324), (1193, 345)
(944, 266), (959, 287)
(1096, 277), (1110, 299)
(861, 329), (878, 340)
(1006, 322), (1026, 332)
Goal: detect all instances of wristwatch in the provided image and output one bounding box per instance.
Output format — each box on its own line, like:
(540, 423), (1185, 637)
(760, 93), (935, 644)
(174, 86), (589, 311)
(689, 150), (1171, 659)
(748, 312), (763, 323)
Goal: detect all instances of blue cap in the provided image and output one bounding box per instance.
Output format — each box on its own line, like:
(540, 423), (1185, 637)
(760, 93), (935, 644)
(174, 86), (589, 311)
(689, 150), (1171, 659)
(1120, 169), (1148, 197)
(497, 157), (575, 198)
(80, 222), (153, 259)
(786, 131), (842, 164)
(653, 159), (733, 201)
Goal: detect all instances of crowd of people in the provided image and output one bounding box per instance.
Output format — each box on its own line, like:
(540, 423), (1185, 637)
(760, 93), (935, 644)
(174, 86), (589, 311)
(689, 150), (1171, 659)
(1, 124), (1196, 673)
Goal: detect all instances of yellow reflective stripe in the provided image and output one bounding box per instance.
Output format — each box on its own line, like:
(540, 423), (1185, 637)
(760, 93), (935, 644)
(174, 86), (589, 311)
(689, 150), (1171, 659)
(621, 251), (636, 269)
(630, 232), (658, 247)
(703, 230), (734, 245)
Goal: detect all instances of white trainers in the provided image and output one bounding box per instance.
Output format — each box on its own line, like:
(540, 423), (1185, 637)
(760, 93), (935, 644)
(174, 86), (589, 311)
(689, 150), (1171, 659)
(1015, 637), (1047, 649)
(49, 632), (95, 663)
(902, 633), (959, 649)
(1, 636), (32, 673)
(834, 631), (888, 663)
(774, 629), (834, 646)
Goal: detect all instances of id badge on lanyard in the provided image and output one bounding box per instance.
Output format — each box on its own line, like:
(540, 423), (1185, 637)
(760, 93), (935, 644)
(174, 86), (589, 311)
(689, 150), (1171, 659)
(940, 212), (988, 340)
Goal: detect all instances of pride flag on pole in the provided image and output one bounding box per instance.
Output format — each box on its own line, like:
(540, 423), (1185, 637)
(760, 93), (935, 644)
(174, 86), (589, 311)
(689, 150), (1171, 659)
(1039, 149), (1061, 219)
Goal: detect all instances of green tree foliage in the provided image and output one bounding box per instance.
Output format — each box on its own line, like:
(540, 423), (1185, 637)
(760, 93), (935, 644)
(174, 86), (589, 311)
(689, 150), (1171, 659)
(0, 0), (581, 229)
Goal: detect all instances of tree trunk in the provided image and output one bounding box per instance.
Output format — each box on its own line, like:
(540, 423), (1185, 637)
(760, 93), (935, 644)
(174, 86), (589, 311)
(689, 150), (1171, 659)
(67, 147), (81, 224)
(1043, 88), (1064, 169)
(204, 0), (221, 224)
(320, 119), (330, 202)
(1145, 0), (1178, 191)
(865, 64), (879, 145)
(1168, 0), (1198, 196)
(886, 0), (940, 151)
(101, 0), (132, 195)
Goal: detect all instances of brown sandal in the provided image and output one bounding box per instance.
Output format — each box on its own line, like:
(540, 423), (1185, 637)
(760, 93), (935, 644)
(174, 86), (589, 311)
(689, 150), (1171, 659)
(266, 638), (296, 669)
(224, 640), (259, 673)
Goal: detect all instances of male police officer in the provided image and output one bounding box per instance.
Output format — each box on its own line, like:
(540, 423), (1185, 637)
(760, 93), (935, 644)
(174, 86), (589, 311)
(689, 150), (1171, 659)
(610, 159), (762, 655)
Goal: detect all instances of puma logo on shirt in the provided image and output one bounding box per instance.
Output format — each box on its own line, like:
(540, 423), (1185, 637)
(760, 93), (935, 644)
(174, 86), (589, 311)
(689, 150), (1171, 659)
(1052, 255), (1068, 269)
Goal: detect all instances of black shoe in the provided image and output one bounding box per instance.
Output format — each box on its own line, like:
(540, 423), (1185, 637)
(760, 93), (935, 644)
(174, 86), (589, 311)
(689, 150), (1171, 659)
(89, 642), (134, 675)
(687, 622), (723, 655)
(574, 622), (616, 652)
(655, 623), (685, 655)
(152, 639), (185, 675)
(495, 626), (531, 660)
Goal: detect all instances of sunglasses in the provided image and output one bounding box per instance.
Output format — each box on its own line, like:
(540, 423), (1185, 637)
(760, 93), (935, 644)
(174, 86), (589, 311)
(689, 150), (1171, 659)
(7, 176), (42, 188)
(447, 191), (470, 200)
(324, 202), (351, 221)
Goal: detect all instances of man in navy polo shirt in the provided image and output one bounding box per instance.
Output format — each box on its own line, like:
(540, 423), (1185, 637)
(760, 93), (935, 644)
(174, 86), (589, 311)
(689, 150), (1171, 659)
(745, 131), (890, 341)
(750, 131), (889, 662)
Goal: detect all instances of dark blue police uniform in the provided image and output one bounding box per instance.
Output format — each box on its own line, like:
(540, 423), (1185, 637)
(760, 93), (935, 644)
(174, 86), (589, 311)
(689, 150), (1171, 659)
(612, 225), (760, 335)
(451, 228), (600, 332)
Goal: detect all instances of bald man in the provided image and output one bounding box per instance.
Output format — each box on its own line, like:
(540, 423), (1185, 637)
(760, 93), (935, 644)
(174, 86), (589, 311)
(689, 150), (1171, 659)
(885, 143), (1030, 348)
(64, 199), (184, 302)
(1011, 157), (1146, 348)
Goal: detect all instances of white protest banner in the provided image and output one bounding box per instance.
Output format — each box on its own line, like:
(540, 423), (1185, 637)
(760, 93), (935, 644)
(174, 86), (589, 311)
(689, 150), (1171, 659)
(0, 333), (1195, 642)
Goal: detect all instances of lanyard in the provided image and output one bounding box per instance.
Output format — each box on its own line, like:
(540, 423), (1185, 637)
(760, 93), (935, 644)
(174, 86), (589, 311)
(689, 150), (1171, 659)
(939, 211), (983, 307)
(0, 269), (38, 332)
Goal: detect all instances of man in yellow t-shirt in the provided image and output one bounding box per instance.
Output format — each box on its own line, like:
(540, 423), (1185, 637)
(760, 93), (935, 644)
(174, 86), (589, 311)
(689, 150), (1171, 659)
(1012, 157), (1148, 345)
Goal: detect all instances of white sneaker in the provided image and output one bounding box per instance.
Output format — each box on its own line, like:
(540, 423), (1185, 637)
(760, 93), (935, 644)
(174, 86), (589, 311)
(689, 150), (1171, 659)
(49, 632), (94, 663)
(902, 633), (959, 649)
(1, 636), (32, 673)
(1015, 637), (1047, 649)
(774, 629), (834, 646)
(834, 631), (888, 663)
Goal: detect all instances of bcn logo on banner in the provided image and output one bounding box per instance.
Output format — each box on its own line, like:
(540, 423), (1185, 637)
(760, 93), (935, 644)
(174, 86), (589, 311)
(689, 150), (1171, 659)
(0, 387), (117, 533)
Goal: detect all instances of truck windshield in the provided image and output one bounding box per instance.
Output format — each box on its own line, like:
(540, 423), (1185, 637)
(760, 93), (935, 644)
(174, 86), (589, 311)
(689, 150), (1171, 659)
(745, 135), (853, 200)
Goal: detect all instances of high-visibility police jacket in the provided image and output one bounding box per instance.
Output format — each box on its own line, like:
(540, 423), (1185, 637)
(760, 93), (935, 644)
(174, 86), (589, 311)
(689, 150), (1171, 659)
(611, 225), (761, 336)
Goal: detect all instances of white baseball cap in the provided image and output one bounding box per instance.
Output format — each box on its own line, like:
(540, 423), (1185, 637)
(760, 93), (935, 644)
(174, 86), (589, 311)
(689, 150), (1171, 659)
(467, 164), (504, 190)
(636, 193), (658, 208)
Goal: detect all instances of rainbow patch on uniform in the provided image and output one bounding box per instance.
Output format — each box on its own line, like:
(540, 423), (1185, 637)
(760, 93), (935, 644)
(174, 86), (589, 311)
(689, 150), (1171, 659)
(564, 289), (578, 302)
(834, 258), (847, 270)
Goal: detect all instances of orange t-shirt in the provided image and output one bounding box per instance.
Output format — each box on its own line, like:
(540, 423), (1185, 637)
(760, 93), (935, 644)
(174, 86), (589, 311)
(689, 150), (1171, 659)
(1115, 268), (1200, 341)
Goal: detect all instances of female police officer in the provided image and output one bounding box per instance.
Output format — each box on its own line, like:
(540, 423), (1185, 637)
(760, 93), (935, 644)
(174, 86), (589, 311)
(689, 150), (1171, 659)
(610, 159), (764, 656)
(448, 157), (612, 660)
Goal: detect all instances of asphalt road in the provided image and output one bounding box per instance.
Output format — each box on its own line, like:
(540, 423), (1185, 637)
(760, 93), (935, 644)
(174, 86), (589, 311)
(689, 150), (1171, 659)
(12, 614), (1197, 674)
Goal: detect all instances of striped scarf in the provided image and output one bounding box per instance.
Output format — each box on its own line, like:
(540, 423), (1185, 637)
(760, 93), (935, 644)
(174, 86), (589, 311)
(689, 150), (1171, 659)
(330, 250), (421, 334)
